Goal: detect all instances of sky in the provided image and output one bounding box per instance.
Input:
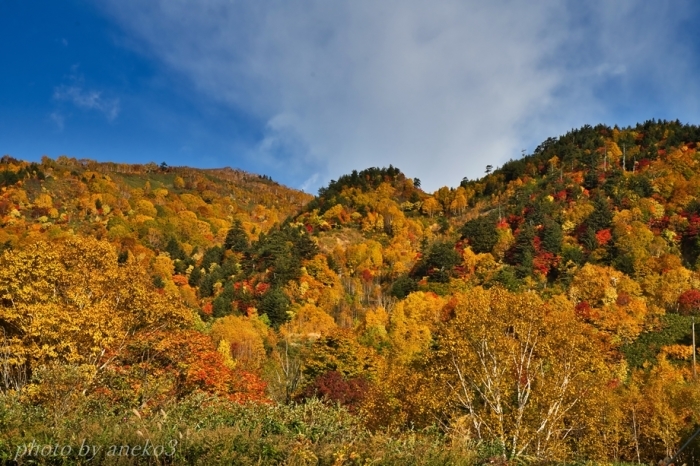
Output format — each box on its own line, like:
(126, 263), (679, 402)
(3, 1), (700, 193)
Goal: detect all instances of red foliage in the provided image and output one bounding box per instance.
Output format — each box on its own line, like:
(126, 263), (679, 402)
(533, 251), (558, 276)
(234, 281), (254, 294)
(454, 239), (468, 255)
(678, 289), (700, 316)
(172, 275), (189, 286)
(108, 329), (268, 405)
(441, 297), (459, 322)
(360, 268), (374, 283)
(684, 214), (700, 238)
(254, 282), (270, 296)
(202, 302), (213, 316)
(554, 190), (567, 202)
(616, 292), (631, 307)
(607, 378), (621, 390)
(575, 301), (594, 321)
(649, 216), (671, 236)
(507, 214), (523, 231)
(595, 229), (612, 246)
(298, 371), (368, 412)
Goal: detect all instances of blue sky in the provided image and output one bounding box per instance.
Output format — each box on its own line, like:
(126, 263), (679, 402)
(3, 1), (700, 192)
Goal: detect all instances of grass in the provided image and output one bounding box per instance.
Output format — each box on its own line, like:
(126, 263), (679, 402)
(0, 393), (478, 465)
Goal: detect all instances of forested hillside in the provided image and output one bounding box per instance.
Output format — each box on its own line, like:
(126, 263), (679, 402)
(4, 120), (700, 464)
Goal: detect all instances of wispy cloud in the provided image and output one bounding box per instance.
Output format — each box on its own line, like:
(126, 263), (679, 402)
(54, 85), (120, 121)
(49, 111), (65, 131)
(53, 69), (120, 122)
(98, 0), (700, 191)
(299, 173), (320, 193)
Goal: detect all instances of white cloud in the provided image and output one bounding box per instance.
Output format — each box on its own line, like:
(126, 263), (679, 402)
(299, 173), (320, 194)
(98, 0), (699, 191)
(49, 111), (65, 131)
(53, 74), (120, 122)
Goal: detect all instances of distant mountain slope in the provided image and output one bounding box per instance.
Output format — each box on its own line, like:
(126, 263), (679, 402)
(0, 155), (311, 252)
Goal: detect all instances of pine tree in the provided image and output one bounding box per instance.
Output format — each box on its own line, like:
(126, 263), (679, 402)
(224, 220), (250, 252)
(260, 287), (291, 328)
(461, 214), (499, 254)
(541, 218), (563, 254)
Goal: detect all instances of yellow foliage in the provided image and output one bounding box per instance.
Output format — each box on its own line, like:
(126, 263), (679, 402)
(564, 201), (594, 228)
(345, 240), (383, 273)
(569, 263), (634, 306)
(179, 210), (198, 221)
(421, 197), (442, 217)
(382, 238), (415, 276)
(0, 237), (191, 371)
(462, 247), (498, 281)
(153, 188), (169, 198)
(217, 339), (237, 369)
(152, 254), (174, 281)
(426, 287), (608, 459)
(364, 306), (389, 331)
(33, 194), (53, 209)
(388, 292), (445, 363)
(641, 267), (693, 311)
(179, 193), (207, 210)
(210, 315), (267, 370)
(661, 344), (694, 361)
(612, 216), (657, 276)
(492, 226), (515, 262)
(178, 284), (198, 308)
(282, 303), (336, 338)
(136, 199), (157, 217)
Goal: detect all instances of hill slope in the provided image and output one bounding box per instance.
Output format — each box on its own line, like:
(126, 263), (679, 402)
(4, 121), (700, 463)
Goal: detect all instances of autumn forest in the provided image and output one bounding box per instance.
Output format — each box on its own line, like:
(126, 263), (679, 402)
(4, 120), (700, 464)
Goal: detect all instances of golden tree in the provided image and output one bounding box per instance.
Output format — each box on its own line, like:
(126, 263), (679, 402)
(427, 287), (607, 461)
(0, 237), (191, 386)
(421, 197), (442, 218)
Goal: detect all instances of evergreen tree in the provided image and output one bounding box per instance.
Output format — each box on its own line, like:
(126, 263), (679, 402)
(541, 218), (563, 254)
(201, 246), (224, 271)
(198, 273), (215, 298)
(117, 250), (129, 264)
(460, 214), (499, 254)
(212, 282), (235, 317)
(390, 275), (418, 299)
(165, 237), (187, 261)
(586, 196), (613, 232)
(224, 220), (249, 253)
(512, 223), (536, 278)
(188, 267), (202, 287)
(412, 241), (461, 283)
(260, 287), (291, 328)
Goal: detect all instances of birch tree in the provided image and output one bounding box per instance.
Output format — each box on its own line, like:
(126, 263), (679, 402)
(428, 288), (607, 461)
